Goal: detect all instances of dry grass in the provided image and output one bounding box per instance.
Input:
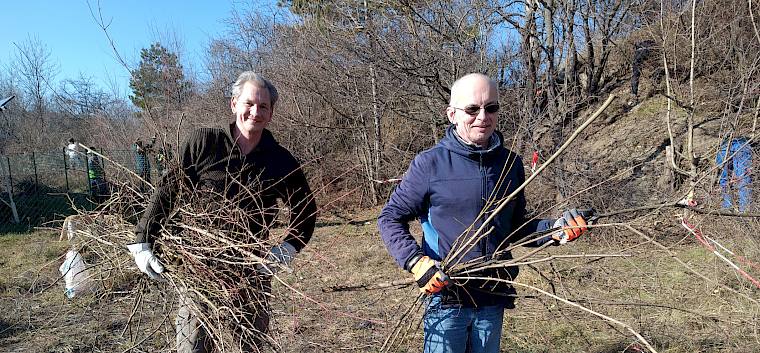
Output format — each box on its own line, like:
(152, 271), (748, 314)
(3, 205), (760, 352)
(277, 205), (760, 353)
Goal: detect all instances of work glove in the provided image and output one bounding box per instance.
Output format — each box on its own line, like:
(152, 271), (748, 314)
(551, 209), (589, 245)
(257, 242), (297, 275)
(410, 256), (449, 294)
(127, 243), (165, 281)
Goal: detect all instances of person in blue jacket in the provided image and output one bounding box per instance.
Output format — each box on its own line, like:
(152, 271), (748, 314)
(717, 138), (752, 212)
(377, 73), (589, 353)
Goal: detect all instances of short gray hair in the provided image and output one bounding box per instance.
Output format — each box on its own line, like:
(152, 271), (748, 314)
(231, 71), (279, 107)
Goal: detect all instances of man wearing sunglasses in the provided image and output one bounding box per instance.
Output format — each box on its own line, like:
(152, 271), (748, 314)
(378, 73), (588, 353)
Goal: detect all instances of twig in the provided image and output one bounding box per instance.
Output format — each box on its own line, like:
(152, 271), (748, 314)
(445, 94), (617, 267)
(121, 315), (169, 353)
(380, 293), (424, 353)
(619, 223), (760, 306)
(460, 253), (631, 274)
(451, 275), (659, 353)
(565, 298), (738, 325)
(751, 0), (760, 49)
(86, 0), (131, 71)
(569, 200), (760, 220)
(323, 278), (415, 292)
(121, 285), (145, 337)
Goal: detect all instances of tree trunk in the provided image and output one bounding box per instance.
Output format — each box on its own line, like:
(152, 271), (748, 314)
(0, 161), (19, 224)
(542, 0), (559, 122)
(522, 0), (538, 114)
(582, 1), (596, 95)
(565, 0), (579, 92)
(369, 63), (382, 195)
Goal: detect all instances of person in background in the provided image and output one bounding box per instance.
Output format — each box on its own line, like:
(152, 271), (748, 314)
(87, 150), (108, 203)
(630, 39), (655, 105)
(154, 144), (172, 177)
(717, 137), (753, 212)
(133, 139), (151, 192)
(66, 138), (82, 169)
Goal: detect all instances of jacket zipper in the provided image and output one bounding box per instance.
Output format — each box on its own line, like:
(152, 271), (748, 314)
(479, 154), (487, 257)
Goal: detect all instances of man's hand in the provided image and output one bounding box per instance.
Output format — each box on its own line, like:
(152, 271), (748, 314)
(410, 256), (449, 294)
(551, 209), (589, 244)
(258, 242), (297, 276)
(127, 243), (164, 280)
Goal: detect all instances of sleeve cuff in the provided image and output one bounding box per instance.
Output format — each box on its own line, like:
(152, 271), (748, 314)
(404, 253), (423, 273)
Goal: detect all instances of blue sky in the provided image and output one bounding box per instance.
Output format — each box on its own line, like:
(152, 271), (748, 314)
(1, 1), (277, 98)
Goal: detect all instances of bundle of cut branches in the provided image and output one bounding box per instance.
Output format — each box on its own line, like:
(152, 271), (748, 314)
(380, 96), (624, 352)
(65, 171), (289, 352)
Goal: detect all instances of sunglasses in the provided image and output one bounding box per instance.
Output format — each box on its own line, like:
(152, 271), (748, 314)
(450, 103), (500, 116)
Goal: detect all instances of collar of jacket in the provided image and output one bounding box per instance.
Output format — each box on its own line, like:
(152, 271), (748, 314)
(441, 124), (504, 160)
(226, 123), (278, 154)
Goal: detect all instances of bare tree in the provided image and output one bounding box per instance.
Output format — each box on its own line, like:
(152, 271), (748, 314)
(11, 36), (59, 149)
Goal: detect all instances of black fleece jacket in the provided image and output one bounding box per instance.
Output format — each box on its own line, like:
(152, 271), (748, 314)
(134, 125), (317, 252)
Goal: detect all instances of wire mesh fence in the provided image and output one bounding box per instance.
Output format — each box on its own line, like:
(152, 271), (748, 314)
(0, 147), (165, 232)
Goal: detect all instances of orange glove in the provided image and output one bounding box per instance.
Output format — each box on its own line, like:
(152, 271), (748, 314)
(551, 209), (589, 244)
(410, 256), (449, 294)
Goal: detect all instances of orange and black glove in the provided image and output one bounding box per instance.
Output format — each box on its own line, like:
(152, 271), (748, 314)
(410, 256), (449, 294)
(551, 209), (589, 244)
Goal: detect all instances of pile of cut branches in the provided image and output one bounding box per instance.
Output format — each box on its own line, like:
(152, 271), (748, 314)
(65, 171), (287, 352)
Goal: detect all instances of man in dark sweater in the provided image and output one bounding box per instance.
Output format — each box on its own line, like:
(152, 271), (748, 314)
(127, 71), (317, 352)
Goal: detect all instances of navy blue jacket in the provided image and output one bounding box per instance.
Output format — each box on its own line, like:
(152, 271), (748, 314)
(378, 126), (553, 307)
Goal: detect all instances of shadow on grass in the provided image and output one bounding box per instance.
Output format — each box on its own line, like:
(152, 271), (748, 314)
(593, 336), (673, 353)
(0, 318), (29, 340)
(0, 181), (99, 235)
(315, 218), (377, 228)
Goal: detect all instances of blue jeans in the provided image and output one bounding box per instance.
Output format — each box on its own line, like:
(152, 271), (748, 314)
(717, 139), (752, 211)
(423, 295), (505, 353)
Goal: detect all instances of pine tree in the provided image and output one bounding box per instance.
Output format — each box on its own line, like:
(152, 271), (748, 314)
(129, 43), (190, 111)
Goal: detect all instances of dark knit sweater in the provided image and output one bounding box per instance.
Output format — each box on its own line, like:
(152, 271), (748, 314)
(134, 126), (317, 252)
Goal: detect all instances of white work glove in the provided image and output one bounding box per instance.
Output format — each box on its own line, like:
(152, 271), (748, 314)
(127, 243), (165, 281)
(257, 242), (297, 275)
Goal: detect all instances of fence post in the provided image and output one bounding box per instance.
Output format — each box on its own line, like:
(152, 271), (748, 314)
(1, 156), (20, 224)
(5, 156), (12, 195)
(32, 152), (39, 192)
(63, 148), (70, 192)
(100, 147), (106, 175)
(85, 153), (92, 195)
